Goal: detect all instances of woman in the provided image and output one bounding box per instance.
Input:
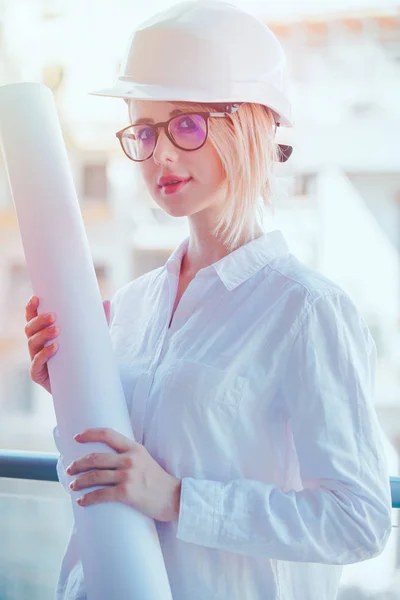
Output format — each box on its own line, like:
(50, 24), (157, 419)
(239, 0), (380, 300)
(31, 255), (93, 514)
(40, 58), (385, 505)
(25, 1), (392, 599)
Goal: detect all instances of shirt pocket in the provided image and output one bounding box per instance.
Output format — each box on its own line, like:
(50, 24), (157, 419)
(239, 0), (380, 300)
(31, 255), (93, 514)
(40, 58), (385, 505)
(159, 358), (247, 478)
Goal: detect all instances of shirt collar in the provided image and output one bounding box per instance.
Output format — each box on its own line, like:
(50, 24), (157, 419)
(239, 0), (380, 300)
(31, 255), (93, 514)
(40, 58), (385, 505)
(166, 229), (289, 291)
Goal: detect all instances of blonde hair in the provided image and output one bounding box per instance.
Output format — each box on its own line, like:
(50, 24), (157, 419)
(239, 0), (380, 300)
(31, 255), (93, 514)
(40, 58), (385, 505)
(127, 99), (279, 253)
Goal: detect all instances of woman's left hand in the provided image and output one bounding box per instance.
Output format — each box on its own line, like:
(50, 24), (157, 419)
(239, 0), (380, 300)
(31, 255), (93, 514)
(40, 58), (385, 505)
(66, 428), (182, 522)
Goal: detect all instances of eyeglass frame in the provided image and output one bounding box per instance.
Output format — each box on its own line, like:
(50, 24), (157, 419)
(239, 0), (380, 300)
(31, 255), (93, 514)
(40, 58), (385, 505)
(115, 102), (292, 163)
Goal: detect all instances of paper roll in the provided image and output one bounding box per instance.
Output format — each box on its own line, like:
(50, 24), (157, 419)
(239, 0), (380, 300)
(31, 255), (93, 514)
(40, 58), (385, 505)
(0, 82), (172, 600)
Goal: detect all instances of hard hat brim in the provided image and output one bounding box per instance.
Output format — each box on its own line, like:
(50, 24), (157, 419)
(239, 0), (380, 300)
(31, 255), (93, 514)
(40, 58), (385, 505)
(89, 79), (293, 124)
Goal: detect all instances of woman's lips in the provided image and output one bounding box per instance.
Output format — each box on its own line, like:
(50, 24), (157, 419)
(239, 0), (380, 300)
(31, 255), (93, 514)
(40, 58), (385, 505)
(159, 178), (192, 195)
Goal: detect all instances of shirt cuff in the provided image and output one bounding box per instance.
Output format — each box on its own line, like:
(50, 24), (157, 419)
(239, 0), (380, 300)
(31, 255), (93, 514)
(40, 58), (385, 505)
(176, 476), (225, 547)
(53, 425), (72, 488)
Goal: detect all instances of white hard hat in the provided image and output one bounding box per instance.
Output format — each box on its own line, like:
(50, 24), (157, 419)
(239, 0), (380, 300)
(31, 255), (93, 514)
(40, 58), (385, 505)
(89, 0), (294, 130)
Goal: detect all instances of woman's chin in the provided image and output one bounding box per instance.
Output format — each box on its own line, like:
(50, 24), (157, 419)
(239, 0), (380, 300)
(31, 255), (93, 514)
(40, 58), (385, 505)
(160, 202), (194, 218)
(153, 187), (197, 217)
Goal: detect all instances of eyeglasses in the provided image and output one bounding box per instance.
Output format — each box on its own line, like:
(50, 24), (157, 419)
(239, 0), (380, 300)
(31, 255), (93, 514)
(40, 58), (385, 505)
(115, 103), (293, 162)
(115, 103), (246, 163)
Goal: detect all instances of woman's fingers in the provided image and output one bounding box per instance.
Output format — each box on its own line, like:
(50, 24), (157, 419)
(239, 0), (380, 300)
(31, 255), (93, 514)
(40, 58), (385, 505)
(25, 295), (39, 323)
(25, 297), (56, 342)
(69, 468), (122, 492)
(25, 296), (56, 394)
(25, 296), (110, 394)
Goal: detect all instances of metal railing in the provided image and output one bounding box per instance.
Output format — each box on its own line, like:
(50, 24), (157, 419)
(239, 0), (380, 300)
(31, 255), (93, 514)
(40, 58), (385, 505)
(0, 449), (399, 508)
(0, 449), (61, 482)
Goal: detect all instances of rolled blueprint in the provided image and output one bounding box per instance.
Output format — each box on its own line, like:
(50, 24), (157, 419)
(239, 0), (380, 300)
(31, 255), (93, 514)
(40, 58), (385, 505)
(0, 82), (172, 600)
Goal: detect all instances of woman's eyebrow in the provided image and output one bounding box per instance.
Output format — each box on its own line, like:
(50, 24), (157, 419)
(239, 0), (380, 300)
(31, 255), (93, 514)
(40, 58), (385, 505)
(133, 109), (183, 126)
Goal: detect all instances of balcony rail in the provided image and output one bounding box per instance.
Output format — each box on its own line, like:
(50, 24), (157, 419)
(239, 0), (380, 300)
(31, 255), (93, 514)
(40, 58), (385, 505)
(0, 449), (399, 508)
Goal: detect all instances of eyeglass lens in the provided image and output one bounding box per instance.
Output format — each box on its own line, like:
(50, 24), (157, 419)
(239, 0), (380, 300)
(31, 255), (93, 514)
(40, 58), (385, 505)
(121, 113), (207, 161)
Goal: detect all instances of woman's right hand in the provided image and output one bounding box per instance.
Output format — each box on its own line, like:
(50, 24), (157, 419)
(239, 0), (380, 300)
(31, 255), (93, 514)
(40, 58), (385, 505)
(25, 296), (111, 395)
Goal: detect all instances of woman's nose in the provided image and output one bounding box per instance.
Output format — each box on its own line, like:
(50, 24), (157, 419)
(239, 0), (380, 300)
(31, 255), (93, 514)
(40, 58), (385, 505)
(152, 128), (179, 164)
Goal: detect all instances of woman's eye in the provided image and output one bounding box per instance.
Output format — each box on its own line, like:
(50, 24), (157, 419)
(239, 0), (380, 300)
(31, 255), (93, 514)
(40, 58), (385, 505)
(178, 117), (196, 130)
(137, 127), (153, 141)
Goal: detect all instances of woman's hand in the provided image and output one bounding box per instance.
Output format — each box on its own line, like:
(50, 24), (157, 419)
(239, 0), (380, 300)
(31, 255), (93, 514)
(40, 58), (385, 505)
(25, 296), (111, 395)
(67, 427), (182, 522)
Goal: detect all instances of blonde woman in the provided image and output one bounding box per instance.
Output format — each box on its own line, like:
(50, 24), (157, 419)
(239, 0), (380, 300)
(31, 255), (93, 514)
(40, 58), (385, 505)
(25, 1), (392, 599)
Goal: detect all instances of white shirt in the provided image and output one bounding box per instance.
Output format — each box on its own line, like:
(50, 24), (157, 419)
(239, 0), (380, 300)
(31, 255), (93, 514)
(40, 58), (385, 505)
(53, 229), (392, 600)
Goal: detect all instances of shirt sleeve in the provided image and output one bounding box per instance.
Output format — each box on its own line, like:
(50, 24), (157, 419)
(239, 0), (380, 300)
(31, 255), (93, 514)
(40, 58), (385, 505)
(53, 425), (71, 489)
(176, 292), (393, 564)
(109, 284), (125, 329)
(52, 425), (87, 600)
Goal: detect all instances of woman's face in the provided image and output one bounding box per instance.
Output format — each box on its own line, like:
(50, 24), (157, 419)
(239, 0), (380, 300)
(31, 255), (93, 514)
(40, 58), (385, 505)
(128, 100), (227, 219)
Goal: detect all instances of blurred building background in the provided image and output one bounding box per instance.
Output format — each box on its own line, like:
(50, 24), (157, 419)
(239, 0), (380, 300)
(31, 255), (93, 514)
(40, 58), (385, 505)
(0, 0), (400, 598)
